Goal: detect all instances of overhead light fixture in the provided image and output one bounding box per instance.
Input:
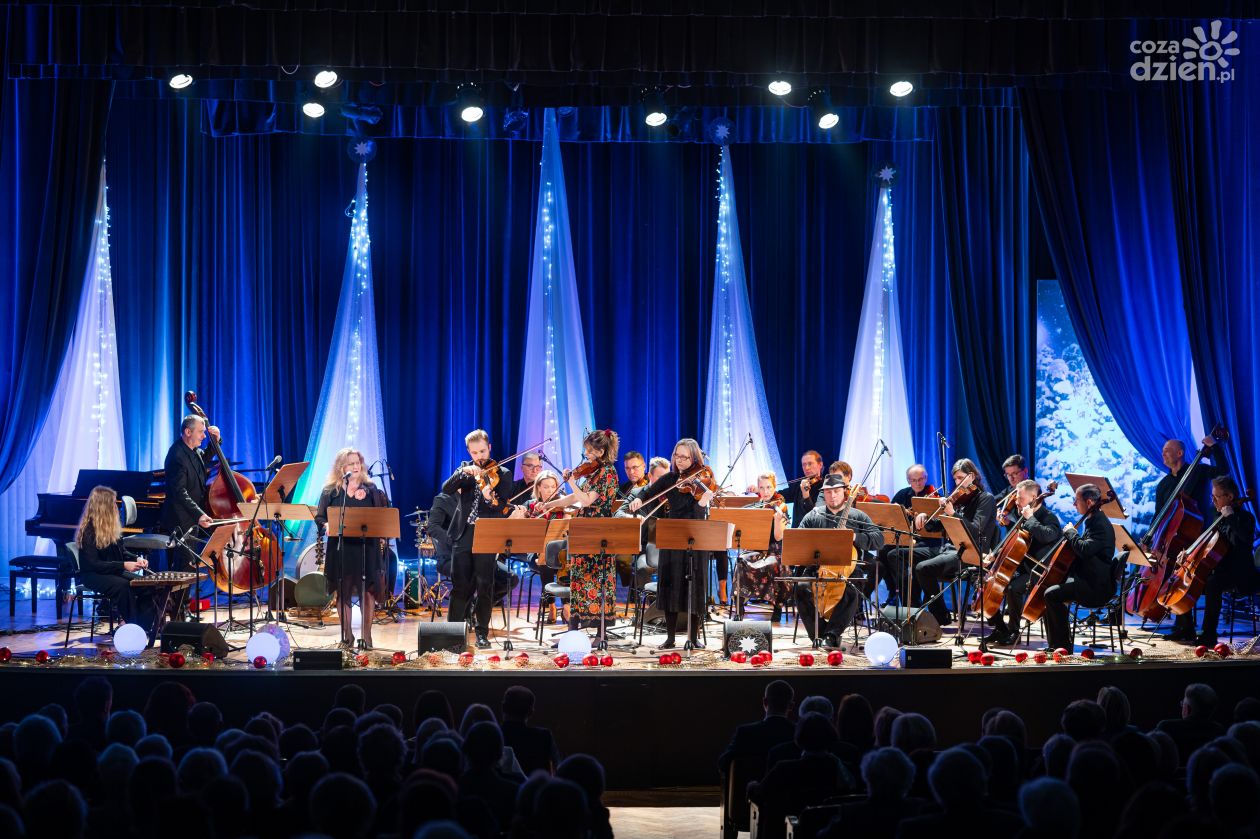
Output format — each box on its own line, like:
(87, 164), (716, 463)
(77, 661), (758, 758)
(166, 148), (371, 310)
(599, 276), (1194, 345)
(313, 69), (339, 89)
(767, 79), (792, 96)
(457, 84), (484, 123)
(302, 101), (326, 118)
(168, 73), (194, 90)
(642, 89), (668, 127)
(808, 90), (838, 130)
(889, 80), (914, 98)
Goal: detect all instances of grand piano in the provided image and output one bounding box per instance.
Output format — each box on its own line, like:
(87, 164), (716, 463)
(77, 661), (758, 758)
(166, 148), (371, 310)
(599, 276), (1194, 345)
(25, 469), (165, 545)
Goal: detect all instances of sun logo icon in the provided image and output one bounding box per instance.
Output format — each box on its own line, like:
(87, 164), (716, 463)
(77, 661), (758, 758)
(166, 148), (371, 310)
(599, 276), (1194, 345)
(1182, 20), (1241, 69)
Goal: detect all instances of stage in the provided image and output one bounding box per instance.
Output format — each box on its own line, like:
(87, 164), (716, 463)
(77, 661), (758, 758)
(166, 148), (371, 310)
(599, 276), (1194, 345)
(3, 594), (1258, 789)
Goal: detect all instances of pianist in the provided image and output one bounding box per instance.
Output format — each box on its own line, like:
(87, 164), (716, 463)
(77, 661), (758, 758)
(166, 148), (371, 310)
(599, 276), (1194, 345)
(77, 486), (156, 632)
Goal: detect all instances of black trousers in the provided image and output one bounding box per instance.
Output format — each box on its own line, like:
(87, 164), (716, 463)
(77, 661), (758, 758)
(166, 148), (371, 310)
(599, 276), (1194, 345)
(1042, 575), (1111, 651)
(914, 549), (963, 623)
(79, 573), (155, 631)
(994, 567), (1033, 635)
(448, 547), (497, 634)
(885, 544), (941, 603)
(1191, 561), (1260, 638)
(795, 582), (860, 642)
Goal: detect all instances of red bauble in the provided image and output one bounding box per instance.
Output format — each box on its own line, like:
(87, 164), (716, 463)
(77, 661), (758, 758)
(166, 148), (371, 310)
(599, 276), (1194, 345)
(458, 652), (475, 667)
(1194, 645), (1208, 658)
(670, 652), (683, 666)
(827, 650), (844, 666)
(1215, 643), (1233, 658)
(798, 653), (815, 667)
(1014, 652), (1029, 664)
(253, 655), (268, 669)
(202, 651), (215, 663)
(1080, 648), (1095, 660)
(658, 654), (672, 666)
(1033, 652), (1048, 664)
(392, 651), (407, 665)
(169, 652), (186, 669)
(750, 654), (765, 668)
(488, 654), (502, 664)
(356, 654), (369, 667)
(981, 653), (995, 666)
(553, 654), (570, 669)
(600, 655), (614, 667)
(582, 654), (600, 667)
(35, 650), (50, 664)
(1053, 648), (1070, 662)
(0, 647), (9, 663)
(1128, 647), (1143, 659)
(730, 652), (748, 664)
(967, 650), (983, 664)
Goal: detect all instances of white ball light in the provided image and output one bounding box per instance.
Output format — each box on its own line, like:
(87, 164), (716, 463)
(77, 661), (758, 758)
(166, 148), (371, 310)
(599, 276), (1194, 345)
(768, 80), (792, 96)
(864, 631), (900, 668)
(313, 70), (339, 88)
(113, 623), (148, 657)
(889, 81), (914, 98)
(645, 111), (668, 127)
(555, 630), (592, 657)
(245, 632), (281, 666)
(818, 112), (839, 130)
(460, 105), (484, 123)
(168, 74), (194, 90)
(302, 102), (326, 118)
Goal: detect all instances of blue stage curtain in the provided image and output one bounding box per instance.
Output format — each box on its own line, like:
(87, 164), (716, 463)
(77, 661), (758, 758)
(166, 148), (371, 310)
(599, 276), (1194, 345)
(1020, 88), (1198, 469)
(0, 79), (113, 492)
(1169, 32), (1260, 496)
(933, 107), (1036, 487)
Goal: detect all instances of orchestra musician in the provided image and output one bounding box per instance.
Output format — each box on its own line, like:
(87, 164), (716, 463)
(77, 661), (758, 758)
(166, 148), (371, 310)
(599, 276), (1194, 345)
(736, 471), (790, 622)
(441, 429), (524, 649)
(77, 486), (157, 636)
(314, 448), (390, 651)
(1042, 483), (1116, 653)
(1161, 435), (1227, 643)
(794, 474), (883, 649)
(1188, 476), (1258, 647)
(985, 479), (1061, 645)
(628, 438), (716, 649)
(526, 469), (569, 626)
(158, 415), (222, 557)
(878, 465), (941, 605)
(780, 450), (825, 527)
(539, 429), (622, 637)
(619, 451), (649, 497)
(617, 456), (670, 590)
(995, 455), (1029, 527)
(508, 452), (544, 504)
(912, 459), (998, 627)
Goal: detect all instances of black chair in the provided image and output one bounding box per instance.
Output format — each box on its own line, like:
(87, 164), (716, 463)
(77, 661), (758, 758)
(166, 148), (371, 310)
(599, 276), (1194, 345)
(60, 542), (117, 647)
(721, 754), (764, 839)
(535, 539), (570, 643)
(1069, 558), (1128, 652)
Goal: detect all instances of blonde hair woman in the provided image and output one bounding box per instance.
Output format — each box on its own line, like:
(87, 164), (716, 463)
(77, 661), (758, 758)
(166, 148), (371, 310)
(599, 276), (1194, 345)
(314, 447), (389, 650)
(76, 486), (155, 632)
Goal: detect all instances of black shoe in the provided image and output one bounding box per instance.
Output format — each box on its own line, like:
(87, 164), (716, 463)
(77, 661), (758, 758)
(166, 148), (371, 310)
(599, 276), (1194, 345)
(822, 634), (841, 649)
(987, 627), (1016, 646)
(1167, 628), (1196, 644)
(658, 639), (676, 650)
(475, 632), (491, 649)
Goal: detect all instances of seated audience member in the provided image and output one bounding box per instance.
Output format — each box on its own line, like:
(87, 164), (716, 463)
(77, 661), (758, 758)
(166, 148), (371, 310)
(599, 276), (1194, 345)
(187, 702), (223, 748)
(890, 712), (937, 797)
(177, 747), (227, 794)
(106, 710), (146, 747)
(765, 696), (844, 770)
(23, 779), (87, 839)
(459, 722), (521, 834)
(1157, 683), (1226, 765)
(895, 747), (1022, 837)
(1067, 742), (1132, 839)
(500, 686), (560, 776)
(1233, 696), (1260, 723)
(717, 680), (795, 779)
(13, 715), (61, 786)
(1018, 776), (1081, 839)
(1211, 763), (1260, 833)
(873, 706), (903, 748)
(835, 693), (875, 755)
(1097, 685), (1138, 740)
(67, 677), (112, 751)
(415, 690), (456, 730)
(396, 769), (458, 837)
(557, 754), (613, 839)
(310, 772), (377, 839)
(748, 713), (855, 839)
(818, 747), (923, 837)
(334, 683), (368, 716)
(1059, 699), (1107, 741)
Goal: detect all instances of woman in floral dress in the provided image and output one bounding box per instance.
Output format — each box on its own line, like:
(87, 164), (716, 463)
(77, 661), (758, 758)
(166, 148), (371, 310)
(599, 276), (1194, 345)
(540, 428), (620, 637)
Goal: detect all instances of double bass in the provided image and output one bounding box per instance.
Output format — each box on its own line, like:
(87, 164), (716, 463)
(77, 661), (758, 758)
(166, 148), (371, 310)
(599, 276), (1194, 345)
(972, 482), (1057, 619)
(1022, 489), (1115, 623)
(184, 392), (282, 593)
(1126, 426), (1228, 620)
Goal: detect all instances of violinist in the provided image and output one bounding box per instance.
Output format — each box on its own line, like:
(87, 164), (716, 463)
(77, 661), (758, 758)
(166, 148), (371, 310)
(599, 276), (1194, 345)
(619, 451), (649, 497)
(780, 450), (825, 527)
(890, 464), (935, 509)
(736, 472), (791, 621)
(158, 415), (222, 557)
(912, 459), (998, 627)
(527, 470), (569, 626)
(314, 448), (390, 651)
(985, 479), (1060, 645)
(627, 438), (716, 649)
(617, 456), (669, 589)
(795, 475), (883, 649)
(508, 452), (544, 504)
(1042, 483), (1116, 653)
(539, 429), (622, 637)
(1182, 476), (1256, 647)
(441, 429), (523, 649)
(995, 455), (1029, 527)
(879, 465), (940, 604)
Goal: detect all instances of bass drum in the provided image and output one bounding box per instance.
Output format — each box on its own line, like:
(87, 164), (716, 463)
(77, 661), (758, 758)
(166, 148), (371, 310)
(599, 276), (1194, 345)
(294, 542), (334, 609)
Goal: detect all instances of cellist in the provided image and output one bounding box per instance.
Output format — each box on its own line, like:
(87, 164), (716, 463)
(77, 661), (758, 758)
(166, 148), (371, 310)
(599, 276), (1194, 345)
(985, 479), (1060, 645)
(1184, 476), (1257, 647)
(794, 474), (882, 649)
(1042, 483), (1116, 653)
(1161, 434), (1227, 642)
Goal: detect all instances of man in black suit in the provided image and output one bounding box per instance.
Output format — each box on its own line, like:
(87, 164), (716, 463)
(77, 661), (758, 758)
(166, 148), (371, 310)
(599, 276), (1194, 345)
(500, 685), (560, 776)
(1042, 483), (1116, 652)
(1156, 683), (1226, 765)
(159, 415), (220, 569)
(748, 713), (856, 839)
(717, 680), (796, 779)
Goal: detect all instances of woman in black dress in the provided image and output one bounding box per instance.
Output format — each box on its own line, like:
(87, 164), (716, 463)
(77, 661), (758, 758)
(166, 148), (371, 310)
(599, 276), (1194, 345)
(627, 438), (716, 649)
(315, 448), (389, 650)
(76, 486), (155, 635)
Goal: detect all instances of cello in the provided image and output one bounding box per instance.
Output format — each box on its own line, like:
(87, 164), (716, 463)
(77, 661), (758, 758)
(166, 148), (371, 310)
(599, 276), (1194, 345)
(184, 392), (283, 593)
(1022, 489), (1115, 623)
(1125, 426), (1227, 620)
(972, 482), (1057, 619)
(1156, 497), (1247, 615)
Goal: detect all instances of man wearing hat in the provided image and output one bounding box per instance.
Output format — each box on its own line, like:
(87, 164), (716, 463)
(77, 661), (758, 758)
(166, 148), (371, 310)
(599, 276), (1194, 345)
(794, 474), (884, 648)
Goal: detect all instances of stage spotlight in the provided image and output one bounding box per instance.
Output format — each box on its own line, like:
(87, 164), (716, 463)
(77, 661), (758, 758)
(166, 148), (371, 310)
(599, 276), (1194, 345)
(168, 73), (194, 90)
(767, 79), (792, 96)
(641, 90), (668, 127)
(457, 84), (484, 123)
(889, 80), (914, 98)
(808, 90), (838, 129)
(313, 69), (339, 88)
(302, 101), (326, 118)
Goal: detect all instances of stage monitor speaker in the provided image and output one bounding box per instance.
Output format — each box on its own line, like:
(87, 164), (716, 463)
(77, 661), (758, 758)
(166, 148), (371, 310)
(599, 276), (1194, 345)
(879, 606), (943, 645)
(160, 622), (230, 658)
(418, 621), (468, 653)
(640, 603), (689, 633)
(899, 647), (953, 669)
(292, 650), (343, 671)
(722, 619), (773, 658)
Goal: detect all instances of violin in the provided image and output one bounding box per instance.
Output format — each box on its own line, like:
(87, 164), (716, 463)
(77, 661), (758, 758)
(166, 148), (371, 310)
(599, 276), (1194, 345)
(564, 459), (600, 484)
(853, 486), (891, 504)
(922, 485), (939, 498)
(677, 463), (720, 498)
(916, 473), (976, 532)
(462, 458), (502, 493)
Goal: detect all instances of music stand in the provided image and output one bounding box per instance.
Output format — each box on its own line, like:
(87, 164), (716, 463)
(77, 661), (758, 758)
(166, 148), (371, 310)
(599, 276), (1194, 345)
(857, 501), (918, 617)
(709, 508), (774, 620)
(197, 525), (242, 639)
(1114, 523), (1149, 565)
(326, 507), (400, 650)
(1066, 473), (1127, 519)
(654, 519), (732, 653)
(237, 500), (315, 627)
(472, 518), (551, 651)
(263, 462), (309, 503)
(712, 495), (759, 509)
(566, 518), (642, 651)
(781, 529), (855, 649)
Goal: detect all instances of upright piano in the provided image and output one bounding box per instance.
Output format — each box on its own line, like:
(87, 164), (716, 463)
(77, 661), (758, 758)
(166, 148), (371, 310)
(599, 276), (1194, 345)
(25, 469), (165, 545)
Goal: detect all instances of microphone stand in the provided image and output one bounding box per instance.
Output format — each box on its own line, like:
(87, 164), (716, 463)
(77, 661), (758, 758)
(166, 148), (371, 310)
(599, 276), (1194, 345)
(369, 462), (405, 623)
(711, 433), (755, 612)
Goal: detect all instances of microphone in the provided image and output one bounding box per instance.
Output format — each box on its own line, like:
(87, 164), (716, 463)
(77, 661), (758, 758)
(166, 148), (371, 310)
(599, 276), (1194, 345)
(938, 432), (951, 449)
(343, 471), (353, 483)
(879, 438), (890, 454)
(748, 433), (755, 450)
(265, 455), (283, 472)
(386, 460), (396, 481)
